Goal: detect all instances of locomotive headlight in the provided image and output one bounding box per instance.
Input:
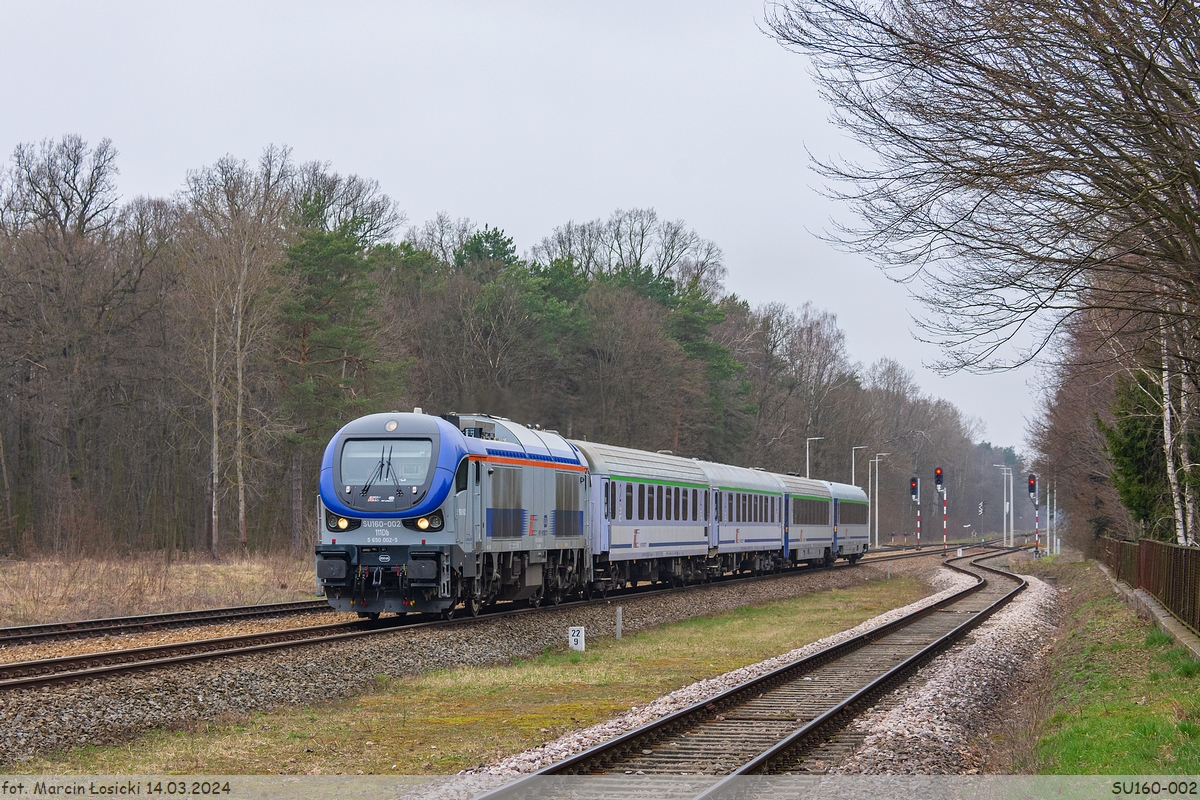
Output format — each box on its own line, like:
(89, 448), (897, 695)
(337, 517), (349, 531)
(417, 517), (430, 530)
(428, 513), (443, 530)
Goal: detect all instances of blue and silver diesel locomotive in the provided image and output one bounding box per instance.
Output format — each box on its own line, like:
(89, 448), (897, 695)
(315, 411), (869, 617)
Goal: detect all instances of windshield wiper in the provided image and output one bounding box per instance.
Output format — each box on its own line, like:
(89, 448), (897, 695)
(381, 446), (402, 498)
(360, 445), (403, 498)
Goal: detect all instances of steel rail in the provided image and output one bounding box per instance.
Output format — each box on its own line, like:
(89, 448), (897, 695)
(0, 601), (332, 646)
(0, 544), (975, 648)
(479, 548), (1025, 799)
(0, 544), (1006, 694)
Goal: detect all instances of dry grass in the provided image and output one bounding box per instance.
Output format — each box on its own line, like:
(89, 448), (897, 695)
(0, 553), (318, 626)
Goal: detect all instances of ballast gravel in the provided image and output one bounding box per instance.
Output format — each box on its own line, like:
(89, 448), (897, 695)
(833, 570), (1058, 774)
(0, 559), (922, 765)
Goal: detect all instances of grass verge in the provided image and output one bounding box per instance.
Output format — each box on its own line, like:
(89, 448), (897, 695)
(1022, 558), (1200, 773)
(15, 576), (929, 775)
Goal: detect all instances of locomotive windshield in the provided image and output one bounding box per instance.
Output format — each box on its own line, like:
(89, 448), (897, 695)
(341, 439), (433, 486)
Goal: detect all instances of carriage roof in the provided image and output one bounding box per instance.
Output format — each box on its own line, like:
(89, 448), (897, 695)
(570, 441), (711, 486)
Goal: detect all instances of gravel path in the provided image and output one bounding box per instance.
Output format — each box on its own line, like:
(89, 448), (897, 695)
(2, 559), (923, 766)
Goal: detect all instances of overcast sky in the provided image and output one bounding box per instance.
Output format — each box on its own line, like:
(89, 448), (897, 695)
(0, 1), (1043, 449)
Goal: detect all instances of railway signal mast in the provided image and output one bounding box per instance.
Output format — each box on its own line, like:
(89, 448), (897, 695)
(936, 467), (947, 553)
(910, 477), (921, 550)
(1029, 473), (1039, 557)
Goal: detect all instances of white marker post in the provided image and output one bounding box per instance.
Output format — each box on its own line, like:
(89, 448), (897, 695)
(569, 626), (585, 652)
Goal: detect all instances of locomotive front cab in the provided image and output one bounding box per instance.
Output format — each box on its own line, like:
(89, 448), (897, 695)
(315, 411), (468, 615)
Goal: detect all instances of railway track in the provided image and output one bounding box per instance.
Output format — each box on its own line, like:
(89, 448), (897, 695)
(0, 540), (995, 650)
(0, 600), (332, 646)
(0, 544), (1006, 695)
(482, 548), (1024, 799)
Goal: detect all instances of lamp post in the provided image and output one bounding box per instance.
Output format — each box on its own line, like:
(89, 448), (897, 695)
(873, 452), (890, 549)
(993, 465), (1011, 546)
(806, 437), (825, 479)
(851, 446), (867, 487)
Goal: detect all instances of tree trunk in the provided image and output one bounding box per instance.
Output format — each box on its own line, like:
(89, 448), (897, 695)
(0, 425), (12, 550)
(1161, 327), (1187, 545)
(291, 444), (304, 554)
(1181, 369), (1198, 545)
(210, 304), (221, 560)
(235, 283), (248, 557)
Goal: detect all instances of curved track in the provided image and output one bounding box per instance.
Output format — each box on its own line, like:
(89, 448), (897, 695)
(0, 544), (1004, 694)
(482, 548), (1024, 799)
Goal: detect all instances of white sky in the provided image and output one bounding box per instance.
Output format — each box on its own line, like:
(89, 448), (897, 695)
(0, 0), (1043, 449)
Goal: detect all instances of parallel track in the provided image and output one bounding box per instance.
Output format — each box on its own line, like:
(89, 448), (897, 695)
(483, 548), (1025, 799)
(0, 601), (332, 646)
(0, 545), (1006, 694)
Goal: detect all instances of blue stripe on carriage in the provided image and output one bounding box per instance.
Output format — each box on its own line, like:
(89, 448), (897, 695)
(648, 540), (708, 547)
(718, 539), (783, 545)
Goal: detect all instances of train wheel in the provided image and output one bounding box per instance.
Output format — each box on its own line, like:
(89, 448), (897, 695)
(441, 605), (456, 620)
(550, 589), (564, 606)
(528, 586), (544, 608)
(465, 596), (483, 617)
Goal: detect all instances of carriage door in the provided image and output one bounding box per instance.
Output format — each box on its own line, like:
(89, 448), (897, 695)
(600, 479), (610, 554)
(832, 498), (840, 554)
(710, 489), (720, 547)
(472, 460), (484, 546)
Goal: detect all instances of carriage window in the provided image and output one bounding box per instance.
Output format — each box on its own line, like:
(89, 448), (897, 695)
(665, 485), (672, 520)
(638, 484), (645, 520)
(792, 497), (832, 526)
(674, 487), (681, 520)
(682, 489), (688, 521)
(656, 486), (664, 520)
(626, 483), (634, 520)
(839, 502), (869, 525)
(703, 490), (708, 521)
(771, 496), (776, 523)
(603, 483), (610, 519)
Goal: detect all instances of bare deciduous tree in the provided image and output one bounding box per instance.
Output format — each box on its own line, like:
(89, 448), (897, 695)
(182, 147), (293, 557)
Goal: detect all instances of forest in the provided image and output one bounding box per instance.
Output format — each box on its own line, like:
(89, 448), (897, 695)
(0, 135), (1028, 558)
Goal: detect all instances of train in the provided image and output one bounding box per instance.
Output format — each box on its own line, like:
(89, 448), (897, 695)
(314, 411), (870, 617)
